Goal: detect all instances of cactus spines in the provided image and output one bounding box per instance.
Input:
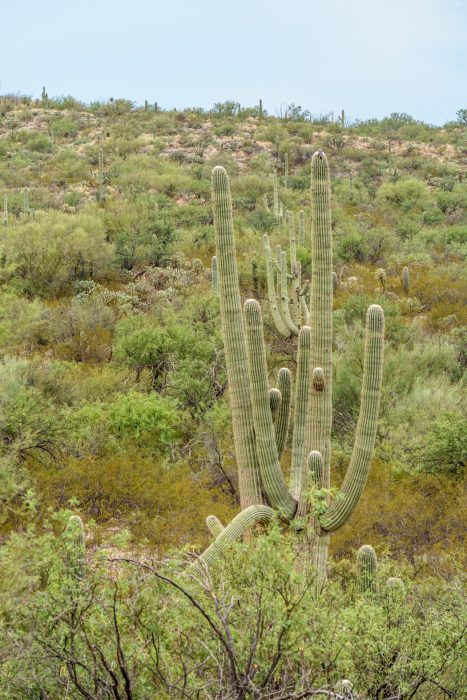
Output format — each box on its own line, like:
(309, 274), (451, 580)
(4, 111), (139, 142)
(211, 255), (218, 294)
(212, 166), (262, 508)
(298, 210), (305, 246)
(64, 515), (85, 580)
(386, 576), (406, 603)
(3, 193), (7, 226)
(402, 266), (409, 293)
(206, 515), (225, 538)
(284, 152), (289, 188)
(357, 544), (377, 593)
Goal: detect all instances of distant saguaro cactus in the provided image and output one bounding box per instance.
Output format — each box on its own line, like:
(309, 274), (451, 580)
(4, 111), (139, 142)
(97, 148), (104, 201)
(284, 152), (289, 188)
(402, 266), (409, 293)
(64, 515), (86, 580)
(195, 155), (385, 578)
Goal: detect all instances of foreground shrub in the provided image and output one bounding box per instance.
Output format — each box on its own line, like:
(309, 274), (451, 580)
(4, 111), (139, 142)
(0, 525), (465, 699)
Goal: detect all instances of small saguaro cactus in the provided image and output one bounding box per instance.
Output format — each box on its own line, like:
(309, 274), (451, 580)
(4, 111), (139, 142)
(22, 189), (30, 217)
(332, 271), (339, 292)
(340, 109), (345, 128)
(284, 152), (289, 188)
(263, 193), (270, 212)
(259, 98), (263, 119)
(357, 544), (377, 593)
(211, 255), (218, 294)
(402, 266), (409, 293)
(375, 267), (387, 291)
(64, 515), (86, 580)
(197, 155), (385, 578)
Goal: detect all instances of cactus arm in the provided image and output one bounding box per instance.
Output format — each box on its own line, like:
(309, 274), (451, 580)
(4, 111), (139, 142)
(263, 235), (291, 337)
(357, 545), (377, 593)
(320, 305), (385, 532)
(275, 367), (292, 461)
(279, 252), (299, 335)
(211, 167), (262, 508)
(211, 255), (218, 294)
(289, 326), (311, 501)
(269, 387), (282, 422)
(191, 505), (275, 571)
(244, 299), (297, 518)
(288, 212), (302, 327)
(64, 515), (85, 580)
(206, 515), (225, 538)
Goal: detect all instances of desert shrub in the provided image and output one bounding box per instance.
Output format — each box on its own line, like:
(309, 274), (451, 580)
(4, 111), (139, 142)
(0, 525), (465, 699)
(49, 118), (79, 138)
(415, 411), (466, 477)
(3, 210), (114, 297)
(377, 178), (430, 212)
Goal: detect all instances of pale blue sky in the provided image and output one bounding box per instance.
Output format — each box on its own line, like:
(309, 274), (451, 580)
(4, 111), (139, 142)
(2, 0), (466, 124)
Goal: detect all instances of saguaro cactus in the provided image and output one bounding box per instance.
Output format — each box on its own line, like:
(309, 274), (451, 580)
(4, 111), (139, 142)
(3, 193), (7, 227)
(263, 210), (310, 336)
(97, 148), (104, 201)
(201, 155), (385, 578)
(357, 544), (377, 593)
(284, 152), (289, 188)
(402, 266), (409, 293)
(64, 515), (86, 580)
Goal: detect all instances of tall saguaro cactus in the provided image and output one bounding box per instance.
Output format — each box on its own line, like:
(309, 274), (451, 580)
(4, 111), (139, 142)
(199, 155), (385, 578)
